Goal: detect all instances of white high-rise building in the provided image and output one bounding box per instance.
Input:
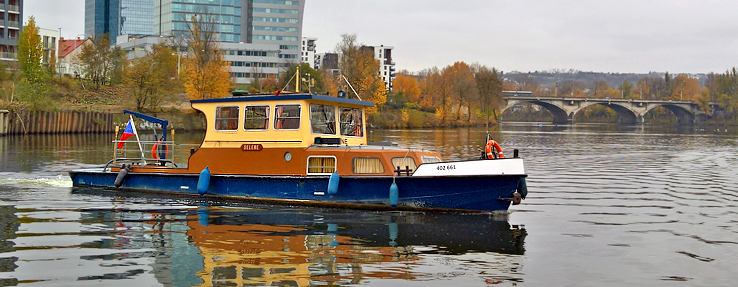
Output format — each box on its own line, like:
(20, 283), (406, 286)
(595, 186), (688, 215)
(301, 37), (316, 68)
(364, 45), (395, 92)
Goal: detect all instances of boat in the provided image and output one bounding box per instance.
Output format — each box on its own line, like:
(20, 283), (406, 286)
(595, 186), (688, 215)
(69, 88), (528, 212)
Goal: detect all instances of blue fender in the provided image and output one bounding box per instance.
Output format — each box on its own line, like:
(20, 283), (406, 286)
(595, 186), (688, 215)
(327, 172), (340, 195)
(197, 167), (211, 196)
(517, 178), (528, 199)
(389, 182), (399, 208)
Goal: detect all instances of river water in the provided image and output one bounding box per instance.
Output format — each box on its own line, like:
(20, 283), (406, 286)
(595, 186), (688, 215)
(0, 123), (737, 286)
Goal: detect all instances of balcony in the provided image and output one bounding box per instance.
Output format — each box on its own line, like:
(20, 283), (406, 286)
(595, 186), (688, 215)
(7, 21), (19, 29)
(0, 4), (5, 11)
(7, 4), (19, 13)
(0, 52), (17, 60)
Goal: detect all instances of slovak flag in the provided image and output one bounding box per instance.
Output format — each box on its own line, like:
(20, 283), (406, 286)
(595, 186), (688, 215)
(117, 118), (136, 149)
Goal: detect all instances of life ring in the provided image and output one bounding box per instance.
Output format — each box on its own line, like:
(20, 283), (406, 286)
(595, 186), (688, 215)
(151, 140), (169, 160)
(485, 140), (504, 159)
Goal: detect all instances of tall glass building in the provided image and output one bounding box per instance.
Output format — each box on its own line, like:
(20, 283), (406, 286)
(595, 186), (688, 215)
(155, 0), (303, 59)
(111, 0), (305, 85)
(85, 0), (155, 43)
(156, 0), (242, 42)
(246, 0), (304, 61)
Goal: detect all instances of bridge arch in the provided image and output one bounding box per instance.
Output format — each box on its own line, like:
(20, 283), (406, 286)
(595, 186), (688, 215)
(571, 101), (639, 124)
(642, 104), (696, 124)
(501, 99), (570, 124)
(502, 96), (709, 125)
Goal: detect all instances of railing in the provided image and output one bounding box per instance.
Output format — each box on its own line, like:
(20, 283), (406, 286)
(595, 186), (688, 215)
(0, 4), (5, 11)
(0, 52), (16, 60)
(6, 4), (18, 12)
(111, 140), (200, 169)
(6, 21), (19, 29)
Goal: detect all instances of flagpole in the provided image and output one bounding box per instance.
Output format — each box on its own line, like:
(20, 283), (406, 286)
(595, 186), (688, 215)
(130, 115), (147, 165)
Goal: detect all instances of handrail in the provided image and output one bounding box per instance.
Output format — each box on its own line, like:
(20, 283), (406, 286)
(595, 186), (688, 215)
(112, 140), (197, 169)
(123, 110), (170, 144)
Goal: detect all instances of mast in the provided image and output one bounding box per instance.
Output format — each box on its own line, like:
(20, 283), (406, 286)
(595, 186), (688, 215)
(295, 66), (300, 93)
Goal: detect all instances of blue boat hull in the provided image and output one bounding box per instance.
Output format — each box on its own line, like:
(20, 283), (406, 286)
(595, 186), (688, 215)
(69, 170), (524, 212)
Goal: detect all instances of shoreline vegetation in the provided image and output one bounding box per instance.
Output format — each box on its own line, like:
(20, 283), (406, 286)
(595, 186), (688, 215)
(4, 17), (738, 131)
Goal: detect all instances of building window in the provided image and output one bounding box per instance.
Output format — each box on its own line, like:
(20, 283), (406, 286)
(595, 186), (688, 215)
(274, 104), (301, 130)
(215, 106), (239, 131)
(244, 105), (270, 130)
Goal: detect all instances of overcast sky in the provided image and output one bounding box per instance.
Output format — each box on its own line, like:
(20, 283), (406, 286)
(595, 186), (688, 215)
(25, 0), (738, 74)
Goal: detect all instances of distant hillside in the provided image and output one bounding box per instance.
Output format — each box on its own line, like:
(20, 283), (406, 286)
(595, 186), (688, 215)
(502, 70), (707, 88)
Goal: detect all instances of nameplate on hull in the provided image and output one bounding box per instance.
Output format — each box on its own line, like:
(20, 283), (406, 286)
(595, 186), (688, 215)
(241, 144), (263, 151)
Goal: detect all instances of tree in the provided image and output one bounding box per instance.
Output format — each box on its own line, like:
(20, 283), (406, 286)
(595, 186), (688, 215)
(124, 43), (180, 112)
(558, 80), (585, 97)
(335, 34), (386, 113)
(392, 73), (420, 105)
(17, 16), (44, 85)
(473, 65), (504, 125)
(280, 63), (324, 93)
(592, 81), (609, 98)
(76, 35), (126, 87)
(619, 80), (633, 99)
(418, 67), (453, 123)
(670, 74), (700, 101)
(445, 61), (477, 122)
(182, 14), (232, 100)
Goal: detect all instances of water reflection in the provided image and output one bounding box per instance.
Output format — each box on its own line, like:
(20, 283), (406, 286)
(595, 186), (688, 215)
(0, 187), (526, 286)
(190, 205), (525, 286)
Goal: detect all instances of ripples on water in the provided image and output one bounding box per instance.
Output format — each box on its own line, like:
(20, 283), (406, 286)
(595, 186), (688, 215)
(1, 124), (738, 286)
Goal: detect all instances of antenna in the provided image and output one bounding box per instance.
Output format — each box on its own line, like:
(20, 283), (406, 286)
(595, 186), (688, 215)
(341, 75), (362, 101)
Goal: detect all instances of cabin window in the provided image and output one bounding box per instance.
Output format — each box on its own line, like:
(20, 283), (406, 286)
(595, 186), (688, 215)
(244, 105), (270, 130)
(215, 106), (239, 131)
(421, 156), (442, 163)
(352, 157), (385, 174)
(391, 157), (417, 173)
(307, 156), (336, 174)
(339, 107), (363, 137)
(310, 104), (336, 135)
(242, 267), (265, 280)
(274, 104), (301, 130)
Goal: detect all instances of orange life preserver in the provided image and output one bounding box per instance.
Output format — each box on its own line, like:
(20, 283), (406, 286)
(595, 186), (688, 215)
(151, 140), (169, 160)
(485, 140), (504, 159)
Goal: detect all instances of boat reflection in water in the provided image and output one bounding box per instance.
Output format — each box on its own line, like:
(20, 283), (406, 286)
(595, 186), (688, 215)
(188, 204), (526, 286)
(1, 188), (526, 286)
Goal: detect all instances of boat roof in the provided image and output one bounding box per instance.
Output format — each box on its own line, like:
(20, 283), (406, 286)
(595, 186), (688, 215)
(191, 93), (375, 107)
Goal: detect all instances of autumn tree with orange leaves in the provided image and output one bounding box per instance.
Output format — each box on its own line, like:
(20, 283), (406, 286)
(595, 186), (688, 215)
(392, 73), (420, 106)
(335, 34), (386, 114)
(182, 14), (231, 100)
(446, 62), (477, 122)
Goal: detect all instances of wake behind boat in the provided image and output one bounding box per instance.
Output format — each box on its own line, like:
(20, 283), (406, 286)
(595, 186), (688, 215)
(69, 90), (528, 212)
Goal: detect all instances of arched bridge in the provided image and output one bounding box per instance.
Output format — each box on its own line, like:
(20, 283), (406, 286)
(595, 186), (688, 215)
(502, 96), (716, 124)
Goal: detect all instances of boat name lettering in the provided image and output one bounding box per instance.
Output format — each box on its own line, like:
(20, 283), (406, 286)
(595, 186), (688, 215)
(241, 144), (264, 151)
(436, 164), (456, 171)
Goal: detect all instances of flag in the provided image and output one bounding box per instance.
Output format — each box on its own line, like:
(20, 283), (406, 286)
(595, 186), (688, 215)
(117, 118), (135, 149)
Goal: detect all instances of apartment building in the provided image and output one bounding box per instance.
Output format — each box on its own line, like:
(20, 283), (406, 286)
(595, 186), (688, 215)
(0, 0), (22, 64)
